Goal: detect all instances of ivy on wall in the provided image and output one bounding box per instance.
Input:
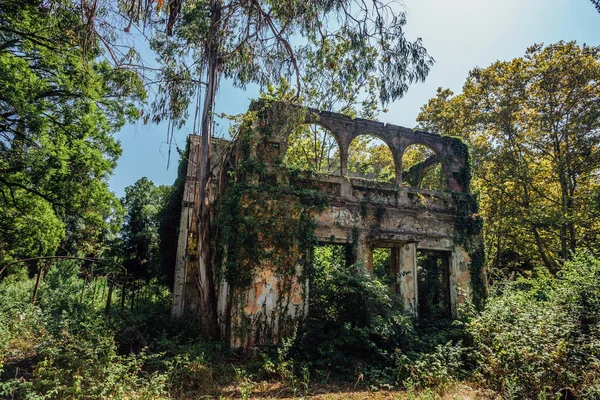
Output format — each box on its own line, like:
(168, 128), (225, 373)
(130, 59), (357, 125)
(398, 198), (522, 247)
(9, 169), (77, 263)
(452, 193), (487, 310)
(213, 106), (331, 344)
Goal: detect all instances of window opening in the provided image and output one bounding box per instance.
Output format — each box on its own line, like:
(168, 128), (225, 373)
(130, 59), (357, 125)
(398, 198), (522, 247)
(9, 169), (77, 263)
(401, 144), (445, 190)
(283, 124), (340, 175)
(348, 135), (396, 183)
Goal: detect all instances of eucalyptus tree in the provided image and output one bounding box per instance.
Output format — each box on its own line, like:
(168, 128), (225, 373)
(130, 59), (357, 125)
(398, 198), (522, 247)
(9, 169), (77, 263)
(94, 0), (432, 337)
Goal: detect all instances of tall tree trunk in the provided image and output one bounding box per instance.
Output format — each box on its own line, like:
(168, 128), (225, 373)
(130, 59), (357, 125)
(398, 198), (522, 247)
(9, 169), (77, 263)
(195, 0), (221, 340)
(120, 269), (127, 314)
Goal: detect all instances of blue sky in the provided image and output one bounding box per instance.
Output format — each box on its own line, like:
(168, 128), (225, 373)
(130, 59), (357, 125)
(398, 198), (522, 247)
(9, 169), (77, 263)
(108, 0), (600, 198)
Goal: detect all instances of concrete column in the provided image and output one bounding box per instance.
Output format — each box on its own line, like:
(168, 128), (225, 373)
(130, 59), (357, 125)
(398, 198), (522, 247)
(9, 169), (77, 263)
(171, 207), (191, 316)
(340, 143), (349, 178)
(395, 144), (404, 186)
(171, 135), (201, 317)
(355, 236), (370, 273)
(399, 242), (418, 316)
(450, 248), (471, 318)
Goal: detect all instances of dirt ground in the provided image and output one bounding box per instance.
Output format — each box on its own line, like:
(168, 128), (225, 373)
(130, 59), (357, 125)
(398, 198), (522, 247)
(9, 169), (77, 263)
(216, 382), (498, 399)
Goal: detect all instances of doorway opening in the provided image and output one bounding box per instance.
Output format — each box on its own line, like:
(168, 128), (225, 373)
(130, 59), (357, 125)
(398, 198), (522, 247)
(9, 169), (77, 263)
(416, 249), (452, 322)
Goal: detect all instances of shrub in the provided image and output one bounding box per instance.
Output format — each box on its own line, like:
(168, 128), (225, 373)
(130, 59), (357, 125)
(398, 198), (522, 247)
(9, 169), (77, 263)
(470, 252), (600, 398)
(293, 262), (415, 378)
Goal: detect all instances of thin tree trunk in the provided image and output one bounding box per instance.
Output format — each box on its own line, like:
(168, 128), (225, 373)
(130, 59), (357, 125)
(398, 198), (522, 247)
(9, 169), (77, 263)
(566, 192), (577, 254)
(120, 270), (127, 314)
(91, 272), (98, 304)
(80, 273), (88, 303)
(105, 281), (114, 315)
(31, 263), (45, 306)
(130, 280), (136, 311)
(523, 181), (558, 273)
(195, 0), (222, 340)
(101, 278), (106, 305)
(559, 173), (569, 261)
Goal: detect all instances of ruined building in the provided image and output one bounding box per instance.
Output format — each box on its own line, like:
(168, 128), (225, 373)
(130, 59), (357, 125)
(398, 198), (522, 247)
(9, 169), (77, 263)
(171, 101), (485, 347)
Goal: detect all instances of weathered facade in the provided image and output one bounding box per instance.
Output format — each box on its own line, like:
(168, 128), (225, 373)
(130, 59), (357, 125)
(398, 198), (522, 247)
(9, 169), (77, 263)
(171, 101), (485, 348)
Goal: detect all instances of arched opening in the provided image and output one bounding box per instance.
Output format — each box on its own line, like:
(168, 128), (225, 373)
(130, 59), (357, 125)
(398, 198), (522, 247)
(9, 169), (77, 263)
(347, 134), (396, 183)
(283, 124), (341, 175)
(401, 144), (445, 190)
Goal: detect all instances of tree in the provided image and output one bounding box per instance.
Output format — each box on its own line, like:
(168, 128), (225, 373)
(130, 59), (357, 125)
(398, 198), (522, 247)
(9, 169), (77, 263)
(0, 0), (144, 266)
(132, 0), (432, 338)
(417, 42), (600, 278)
(118, 177), (169, 309)
(121, 178), (165, 283)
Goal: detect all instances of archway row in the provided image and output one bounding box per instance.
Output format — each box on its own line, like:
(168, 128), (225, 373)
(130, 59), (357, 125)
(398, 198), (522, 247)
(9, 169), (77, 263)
(282, 124), (446, 190)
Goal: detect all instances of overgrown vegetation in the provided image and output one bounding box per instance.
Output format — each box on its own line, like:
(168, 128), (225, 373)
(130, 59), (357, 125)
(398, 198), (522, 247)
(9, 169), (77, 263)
(7, 250), (600, 398)
(417, 41), (600, 280)
(2, 0), (600, 398)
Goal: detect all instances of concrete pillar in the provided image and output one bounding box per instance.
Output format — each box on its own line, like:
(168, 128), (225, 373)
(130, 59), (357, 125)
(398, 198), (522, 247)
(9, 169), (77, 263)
(340, 143), (349, 177)
(450, 249), (471, 318)
(355, 236), (370, 273)
(399, 242), (418, 316)
(171, 207), (192, 316)
(171, 136), (201, 317)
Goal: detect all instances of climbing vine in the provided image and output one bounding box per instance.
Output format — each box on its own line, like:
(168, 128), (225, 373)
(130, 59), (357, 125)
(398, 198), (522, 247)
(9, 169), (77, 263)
(214, 103), (331, 344)
(447, 136), (472, 192)
(452, 192), (486, 310)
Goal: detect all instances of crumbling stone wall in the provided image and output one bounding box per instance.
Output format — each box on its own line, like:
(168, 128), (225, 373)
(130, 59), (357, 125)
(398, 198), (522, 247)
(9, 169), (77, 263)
(172, 101), (485, 348)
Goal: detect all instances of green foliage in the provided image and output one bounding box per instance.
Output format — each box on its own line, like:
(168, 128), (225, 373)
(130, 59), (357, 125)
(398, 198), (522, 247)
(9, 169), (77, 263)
(417, 41), (600, 277)
(291, 253), (473, 390)
(470, 251), (600, 398)
(0, 262), (166, 399)
(295, 258), (412, 376)
(0, 0), (145, 263)
(121, 177), (167, 282)
(0, 258), (228, 399)
(396, 341), (466, 390)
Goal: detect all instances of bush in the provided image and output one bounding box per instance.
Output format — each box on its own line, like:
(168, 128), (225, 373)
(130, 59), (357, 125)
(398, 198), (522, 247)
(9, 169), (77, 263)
(293, 262), (414, 377)
(0, 261), (177, 399)
(470, 252), (600, 398)
(291, 259), (472, 389)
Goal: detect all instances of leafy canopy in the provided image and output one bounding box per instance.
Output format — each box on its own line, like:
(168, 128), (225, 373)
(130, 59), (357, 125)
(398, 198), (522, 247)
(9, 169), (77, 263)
(148, 0), (433, 126)
(0, 0), (145, 263)
(417, 41), (600, 277)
